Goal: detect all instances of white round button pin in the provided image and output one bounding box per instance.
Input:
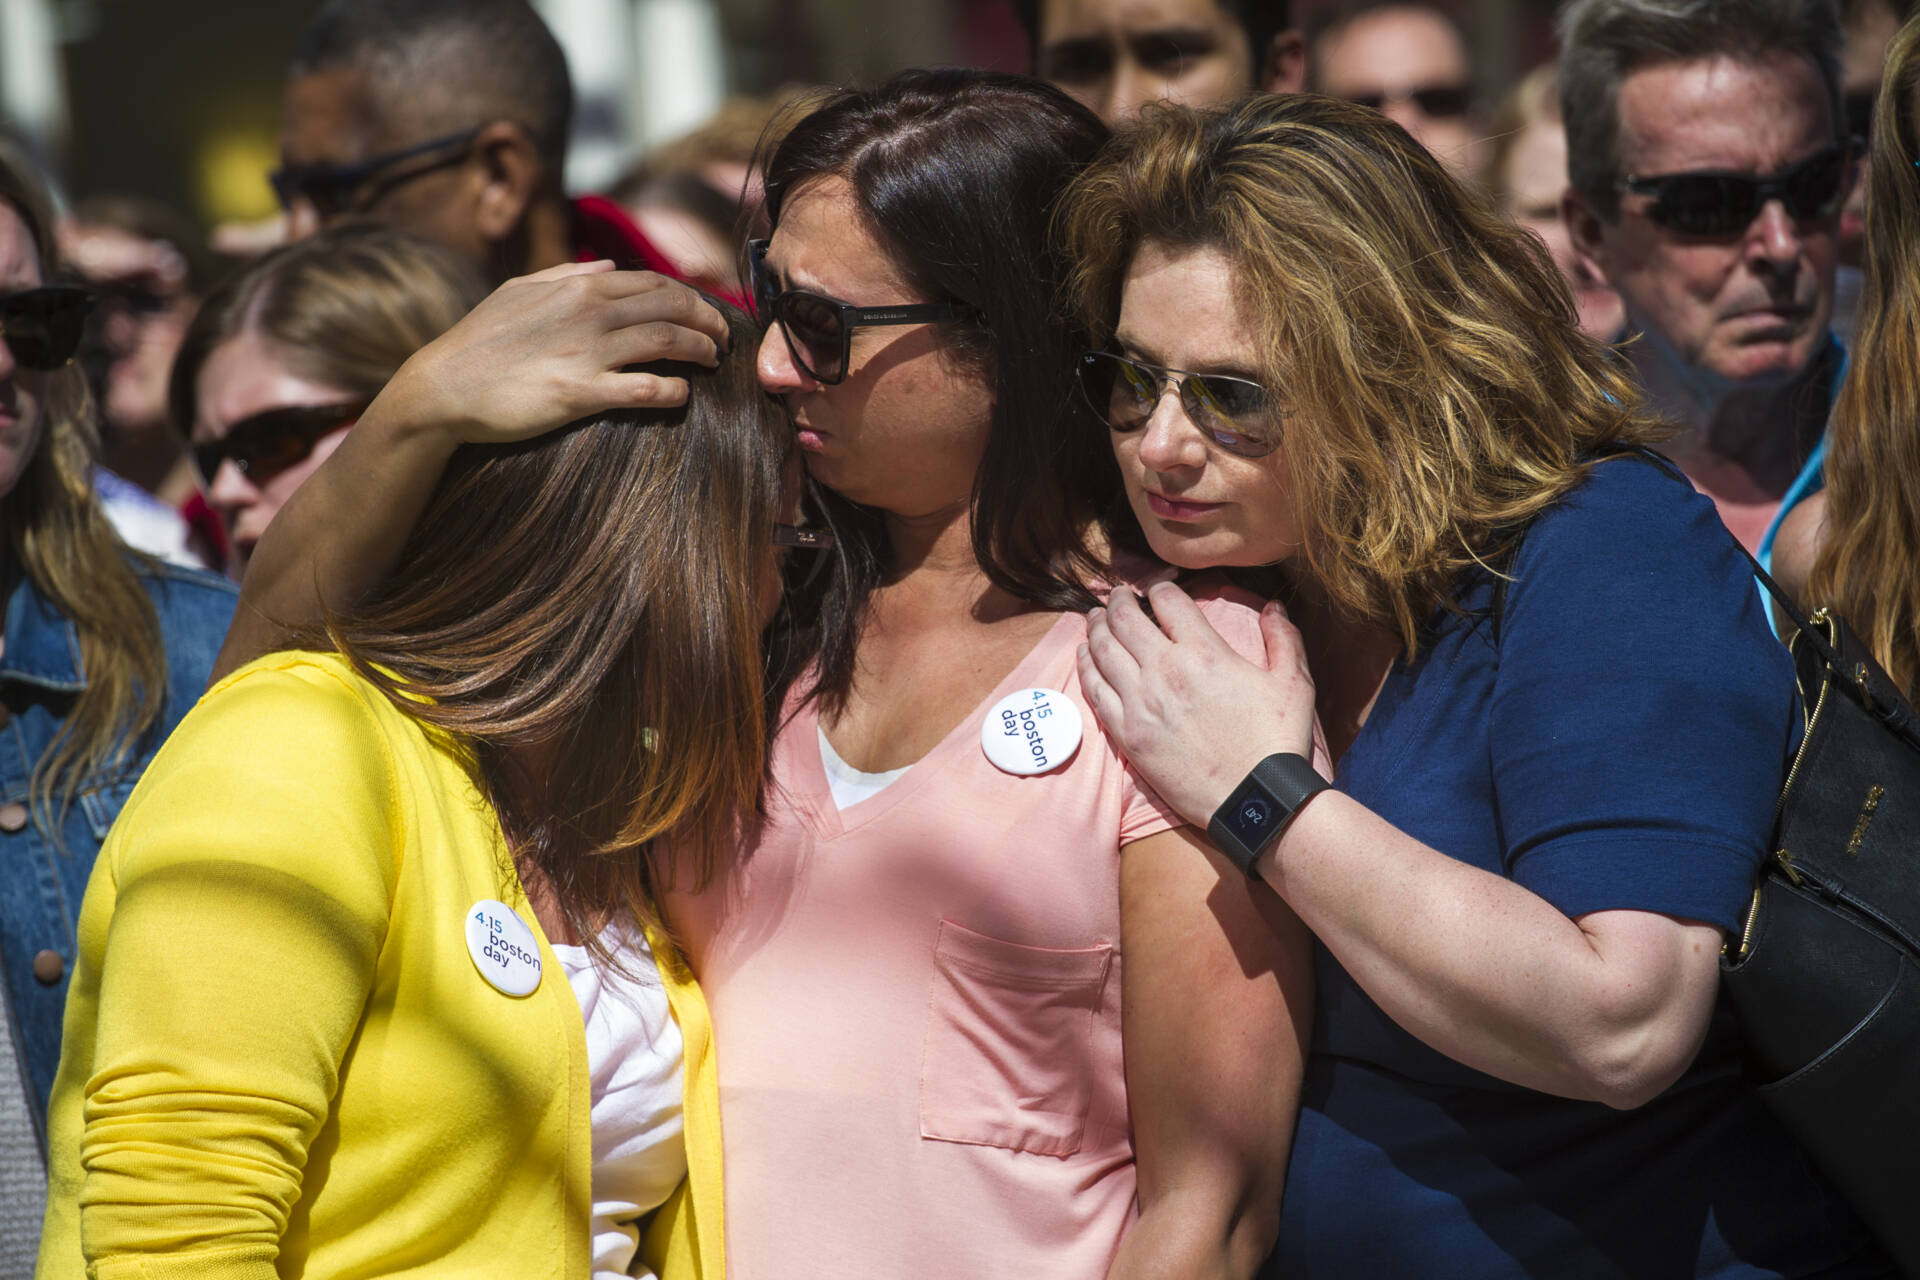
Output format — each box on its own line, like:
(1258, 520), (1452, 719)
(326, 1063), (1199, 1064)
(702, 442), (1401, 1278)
(465, 899), (543, 997)
(981, 688), (1084, 776)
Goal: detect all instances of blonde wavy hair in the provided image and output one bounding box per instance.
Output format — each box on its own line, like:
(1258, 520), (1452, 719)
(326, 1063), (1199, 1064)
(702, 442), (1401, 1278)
(1057, 93), (1664, 649)
(1808, 10), (1920, 697)
(0, 146), (165, 831)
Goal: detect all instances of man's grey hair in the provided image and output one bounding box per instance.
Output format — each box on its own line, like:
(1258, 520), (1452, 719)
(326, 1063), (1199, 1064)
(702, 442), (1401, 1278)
(1557, 0), (1844, 216)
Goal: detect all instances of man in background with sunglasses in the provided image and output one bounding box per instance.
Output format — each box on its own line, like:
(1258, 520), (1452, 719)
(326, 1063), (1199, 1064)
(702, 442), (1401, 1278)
(1561, 0), (1852, 568)
(277, 0), (692, 292)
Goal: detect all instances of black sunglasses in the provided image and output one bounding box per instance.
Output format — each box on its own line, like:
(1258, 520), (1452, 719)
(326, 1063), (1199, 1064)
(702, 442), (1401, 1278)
(1348, 83), (1472, 119)
(747, 239), (970, 385)
(1616, 144), (1857, 238)
(0, 286), (96, 370)
(193, 402), (363, 486)
(269, 127), (482, 221)
(1076, 350), (1282, 459)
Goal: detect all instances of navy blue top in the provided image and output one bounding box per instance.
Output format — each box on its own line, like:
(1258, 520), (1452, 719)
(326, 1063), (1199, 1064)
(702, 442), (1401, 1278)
(0, 562), (236, 1141)
(1267, 459), (1886, 1278)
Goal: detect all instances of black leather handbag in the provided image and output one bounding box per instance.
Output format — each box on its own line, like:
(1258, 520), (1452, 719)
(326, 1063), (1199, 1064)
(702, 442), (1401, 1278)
(1501, 450), (1920, 1273)
(1718, 572), (1920, 1277)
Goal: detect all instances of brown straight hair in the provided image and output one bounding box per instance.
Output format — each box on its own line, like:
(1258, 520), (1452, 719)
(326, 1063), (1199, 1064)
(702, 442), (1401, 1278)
(1809, 10), (1920, 697)
(1057, 94), (1663, 651)
(0, 144), (167, 835)
(316, 304), (788, 947)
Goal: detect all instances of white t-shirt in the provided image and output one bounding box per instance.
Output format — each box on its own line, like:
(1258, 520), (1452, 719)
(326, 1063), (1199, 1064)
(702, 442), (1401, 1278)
(551, 922), (687, 1280)
(818, 724), (910, 810)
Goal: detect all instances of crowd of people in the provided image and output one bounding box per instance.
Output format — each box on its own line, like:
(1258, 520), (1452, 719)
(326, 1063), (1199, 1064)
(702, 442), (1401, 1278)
(5, 0), (1920, 1275)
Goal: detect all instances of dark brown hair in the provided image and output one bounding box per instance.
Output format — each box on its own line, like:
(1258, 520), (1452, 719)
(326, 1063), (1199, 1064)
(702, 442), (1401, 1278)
(318, 304), (789, 947)
(762, 68), (1114, 712)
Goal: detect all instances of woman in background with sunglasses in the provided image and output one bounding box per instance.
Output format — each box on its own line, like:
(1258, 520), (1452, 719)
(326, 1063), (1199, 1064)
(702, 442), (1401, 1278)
(1771, 10), (1920, 701)
(0, 146), (237, 1271)
(171, 222), (487, 578)
(1066, 94), (1889, 1277)
(216, 68), (1308, 1280)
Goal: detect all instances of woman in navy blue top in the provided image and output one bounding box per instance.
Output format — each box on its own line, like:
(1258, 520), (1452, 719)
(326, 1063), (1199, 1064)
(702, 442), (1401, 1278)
(1059, 95), (1889, 1276)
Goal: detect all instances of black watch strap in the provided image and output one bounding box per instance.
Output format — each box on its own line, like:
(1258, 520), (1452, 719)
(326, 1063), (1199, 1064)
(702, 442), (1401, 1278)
(1207, 752), (1329, 877)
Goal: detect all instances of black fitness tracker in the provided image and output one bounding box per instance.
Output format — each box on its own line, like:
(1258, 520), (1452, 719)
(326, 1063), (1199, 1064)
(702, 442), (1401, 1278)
(1207, 752), (1330, 877)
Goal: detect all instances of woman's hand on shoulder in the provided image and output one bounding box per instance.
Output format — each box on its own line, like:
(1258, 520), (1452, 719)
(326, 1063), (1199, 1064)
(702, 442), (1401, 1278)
(379, 261), (731, 451)
(1080, 581), (1325, 828)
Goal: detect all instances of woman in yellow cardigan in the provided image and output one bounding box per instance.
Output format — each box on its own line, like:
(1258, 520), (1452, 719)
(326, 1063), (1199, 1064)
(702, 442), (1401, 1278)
(38, 286), (779, 1279)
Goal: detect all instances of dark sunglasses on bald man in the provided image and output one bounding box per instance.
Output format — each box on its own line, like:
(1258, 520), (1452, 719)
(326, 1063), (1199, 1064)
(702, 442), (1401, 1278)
(193, 402), (364, 486)
(1616, 144), (1857, 238)
(0, 286), (95, 370)
(268, 127), (482, 222)
(746, 239), (971, 385)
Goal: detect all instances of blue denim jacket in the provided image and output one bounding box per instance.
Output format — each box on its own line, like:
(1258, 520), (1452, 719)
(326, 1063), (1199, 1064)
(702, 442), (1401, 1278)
(0, 562), (236, 1142)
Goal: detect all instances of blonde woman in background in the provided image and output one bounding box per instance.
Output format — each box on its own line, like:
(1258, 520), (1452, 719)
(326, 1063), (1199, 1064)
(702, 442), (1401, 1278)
(1772, 10), (1920, 697)
(0, 146), (237, 1272)
(1480, 63), (1625, 341)
(169, 223), (487, 578)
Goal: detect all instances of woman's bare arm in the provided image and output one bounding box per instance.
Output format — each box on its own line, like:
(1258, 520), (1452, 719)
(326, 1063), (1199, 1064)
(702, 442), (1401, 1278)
(214, 263), (730, 680)
(1107, 826), (1312, 1280)
(1081, 584), (1722, 1110)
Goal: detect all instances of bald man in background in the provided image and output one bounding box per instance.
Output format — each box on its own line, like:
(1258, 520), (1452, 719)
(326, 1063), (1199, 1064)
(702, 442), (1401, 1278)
(274, 0), (692, 289)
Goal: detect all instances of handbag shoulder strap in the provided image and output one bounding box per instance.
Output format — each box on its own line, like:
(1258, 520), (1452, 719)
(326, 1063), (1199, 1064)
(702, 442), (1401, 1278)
(1618, 447), (1920, 747)
(1489, 447), (1833, 665)
(1617, 446), (1845, 670)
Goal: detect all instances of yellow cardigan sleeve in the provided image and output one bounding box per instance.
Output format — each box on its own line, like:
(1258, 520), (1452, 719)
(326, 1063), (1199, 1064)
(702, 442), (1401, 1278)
(72, 660), (401, 1278)
(639, 928), (725, 1280)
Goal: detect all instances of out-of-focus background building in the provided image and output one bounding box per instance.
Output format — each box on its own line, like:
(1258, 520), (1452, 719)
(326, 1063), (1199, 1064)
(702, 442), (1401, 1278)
(0, 0), (1559, 226)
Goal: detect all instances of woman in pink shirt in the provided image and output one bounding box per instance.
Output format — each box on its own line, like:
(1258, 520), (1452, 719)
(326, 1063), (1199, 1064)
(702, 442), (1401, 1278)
(658, 69), (1308, 1278)
(223, 69), (1309, 1280)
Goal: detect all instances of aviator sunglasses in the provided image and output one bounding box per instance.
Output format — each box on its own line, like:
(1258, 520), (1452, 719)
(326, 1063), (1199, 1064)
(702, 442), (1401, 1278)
(1616, 144), (1857, 237)
(0, 286), (96, 370)
(747, 238), (970, 384)
(193, 402), (364, 486)
(1076, 350), (1283, 459)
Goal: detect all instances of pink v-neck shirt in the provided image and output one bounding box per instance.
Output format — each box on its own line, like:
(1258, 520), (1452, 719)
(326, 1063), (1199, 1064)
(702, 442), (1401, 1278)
(666, 591), (1265, 1278)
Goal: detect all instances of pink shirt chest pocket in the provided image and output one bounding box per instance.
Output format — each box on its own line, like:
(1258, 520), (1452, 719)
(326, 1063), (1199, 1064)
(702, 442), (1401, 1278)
(918, 918), (1115, 1158)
